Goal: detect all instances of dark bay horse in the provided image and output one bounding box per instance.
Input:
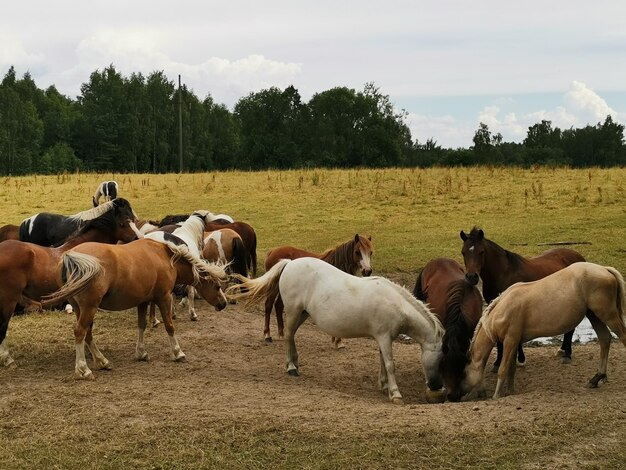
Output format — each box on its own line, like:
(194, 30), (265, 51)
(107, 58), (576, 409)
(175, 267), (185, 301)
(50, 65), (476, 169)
(263, 234), (373, 346)
(413, 257), (483, 402)
(462, 263), (626, 399)
(460, 227), (585, 369)
(0, 224), (19, 242)
(0, 199), (140, 368)
(19, 199), (141, 246)
(41, 238), (228, 379)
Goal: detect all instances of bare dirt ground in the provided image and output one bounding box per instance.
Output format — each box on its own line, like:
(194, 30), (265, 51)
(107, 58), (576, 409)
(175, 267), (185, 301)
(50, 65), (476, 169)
(1, 296), (626, 469)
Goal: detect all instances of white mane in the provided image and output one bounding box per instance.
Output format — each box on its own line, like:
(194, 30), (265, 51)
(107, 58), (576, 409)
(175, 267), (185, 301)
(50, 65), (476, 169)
(69, 200), (116, 222)
(387, 279), (444, 339)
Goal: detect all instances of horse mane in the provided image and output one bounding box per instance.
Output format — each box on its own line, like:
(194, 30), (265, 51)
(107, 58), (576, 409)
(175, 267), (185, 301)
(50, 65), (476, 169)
(387, 280), (444, 339)
(172, 215), (207, 252)
(469, 226), (525, 267)
(160, 238), (227, 286)
(440, 280), (474, 377)
(412, 268), (426, 301)
(321, 236), (370, 274)
(470, 288), (507, 348)
(158, 214), (189, 227)
(69, 200), (117, 222)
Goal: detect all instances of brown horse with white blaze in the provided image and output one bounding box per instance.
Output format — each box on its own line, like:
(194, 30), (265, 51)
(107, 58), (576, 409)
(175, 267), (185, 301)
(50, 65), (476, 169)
(460, 227), (585, 369)
(263, 234), (373, 346)
(41, 238), (228, 379)
(461, 262), (626, 399)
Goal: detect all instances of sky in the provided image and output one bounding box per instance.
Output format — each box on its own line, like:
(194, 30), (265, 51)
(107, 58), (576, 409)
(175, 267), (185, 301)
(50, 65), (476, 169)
(1, 1), (625, 148)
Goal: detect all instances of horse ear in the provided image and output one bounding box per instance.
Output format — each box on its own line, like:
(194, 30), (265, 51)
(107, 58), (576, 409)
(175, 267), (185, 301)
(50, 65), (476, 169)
(477, 229), (484, 241)
(354, 234), (360, 243)
(460, 230), (468, 241)
(368, 235), (371, 241)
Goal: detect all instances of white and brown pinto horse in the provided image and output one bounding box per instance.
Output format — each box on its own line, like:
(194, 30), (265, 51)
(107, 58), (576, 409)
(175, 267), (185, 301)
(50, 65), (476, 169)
(41, 237), (228, 379)
(228, 257), (445, 404)
(461, 262), (626, 399)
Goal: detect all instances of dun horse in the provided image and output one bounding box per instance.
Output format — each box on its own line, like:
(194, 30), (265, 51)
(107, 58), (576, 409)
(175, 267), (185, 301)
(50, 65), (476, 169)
(0, 199), (140, 368)
(413, 258), (483, 402)
(228, 257), (445, 404)
(460, 227), (585, 369)
(263, 234), (373, 346)
(461, 262), (626, 399)
(41, 237), (228, 379)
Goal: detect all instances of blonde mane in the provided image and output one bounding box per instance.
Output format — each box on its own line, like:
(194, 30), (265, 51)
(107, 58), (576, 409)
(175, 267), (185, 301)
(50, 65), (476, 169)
(161, 239), (227, 286)
(69, 200), (116, 222)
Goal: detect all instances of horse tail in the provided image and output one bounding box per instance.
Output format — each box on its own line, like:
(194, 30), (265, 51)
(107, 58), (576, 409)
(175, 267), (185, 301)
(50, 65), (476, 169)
(226, 259), (290, 305)
(440, 280), (474, 379)
(604, 266), (626, 324)
(41, 252), (102, 308)
(250, 232), (258, 278)
(412, 268), (426, 301)
(231, 237), (249, 278)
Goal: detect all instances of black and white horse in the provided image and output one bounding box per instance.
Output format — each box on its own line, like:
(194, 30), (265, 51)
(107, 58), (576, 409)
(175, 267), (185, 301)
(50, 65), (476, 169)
(92, 181), (119, 207)
(18, 199), (142, 247)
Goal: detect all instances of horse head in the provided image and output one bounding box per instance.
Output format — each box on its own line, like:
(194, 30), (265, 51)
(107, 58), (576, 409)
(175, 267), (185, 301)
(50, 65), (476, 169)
(460, 227), (485, 286)
(112, 198), (143, 242)
(193, 262), (228, 312)
(353, 234), (373, 276)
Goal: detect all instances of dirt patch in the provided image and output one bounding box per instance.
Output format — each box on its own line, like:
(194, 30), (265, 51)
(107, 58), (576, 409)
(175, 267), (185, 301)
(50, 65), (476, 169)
(1, 299), (626, 468)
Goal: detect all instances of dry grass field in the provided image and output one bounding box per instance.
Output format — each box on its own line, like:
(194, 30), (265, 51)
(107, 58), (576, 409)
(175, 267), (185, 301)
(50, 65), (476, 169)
(1, 167), (625, 469)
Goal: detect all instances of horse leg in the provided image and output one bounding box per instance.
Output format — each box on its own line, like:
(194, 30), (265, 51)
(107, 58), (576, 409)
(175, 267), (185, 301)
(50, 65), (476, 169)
(332, 336), (346, 349)
(149, 302), (160, 327)
(187, 286), (197, 321)
(491, 341), (504, 373)
(84, 317), (111, 371)
(516, 343), (526, 367)
(378, 348), (388, 395)
(275, 295), (285, 339)
(557, 329), (575, 363)
(158, 293), (186, 362)
(263, 293), (275, 343)
(376, 336), (403, 404)
(0, 307), (16, 368)
(586, 311), (611, 388)
(493, 338), (517, 399)
(284, 310), (309, 376)
(74, 306), (97, 379)
(135, 302), (149, 361)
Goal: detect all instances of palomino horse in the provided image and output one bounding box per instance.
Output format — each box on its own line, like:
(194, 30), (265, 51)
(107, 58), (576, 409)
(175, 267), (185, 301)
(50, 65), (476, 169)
(263, 234), (373, 346)
(41, 238), (228, 379)
(227, 257), (445, 404)
(19, 199), (142, 247)
(0, 199), (140, 368)
(0, 224), (19, 242)
(92, 180), (119, 206)
(460, 227), (585, 369)
(461, 262), (626, 399)
(413, 257), (483, 402)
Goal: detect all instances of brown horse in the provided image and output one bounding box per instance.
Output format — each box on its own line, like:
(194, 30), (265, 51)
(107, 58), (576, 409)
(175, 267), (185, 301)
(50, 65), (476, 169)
(0, 199), (140, 368)
(41, 238), (228, 379)
(206, 221), (258, 277)
(0, 224), (19, 242)
(461, 262), (626, 399)
(413, 258), (483, 402)
(460, 227), (585, 369)
(263, 234), (373, 346)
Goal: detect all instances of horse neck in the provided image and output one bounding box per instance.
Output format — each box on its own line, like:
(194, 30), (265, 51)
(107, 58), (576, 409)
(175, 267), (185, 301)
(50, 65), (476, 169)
(173, 258), (196, 285)
(481, 239), (524, 296)
(58, 229), (117, 252)
(320, 241), (356, 274)
(466, 324), (495, 386)
(404, 300), (442, 348)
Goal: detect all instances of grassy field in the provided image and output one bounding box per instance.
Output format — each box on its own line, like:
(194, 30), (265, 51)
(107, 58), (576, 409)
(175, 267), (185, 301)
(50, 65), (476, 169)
(2, 166), (625, 274)
(1, 166), (626, 470)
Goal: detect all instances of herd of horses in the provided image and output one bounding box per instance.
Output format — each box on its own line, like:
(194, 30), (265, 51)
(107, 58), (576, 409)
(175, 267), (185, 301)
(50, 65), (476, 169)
(1, 180), (625, 405)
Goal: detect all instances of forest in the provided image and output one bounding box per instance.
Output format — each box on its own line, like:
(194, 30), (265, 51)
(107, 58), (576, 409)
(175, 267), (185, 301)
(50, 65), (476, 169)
(0, 65), (624, 175)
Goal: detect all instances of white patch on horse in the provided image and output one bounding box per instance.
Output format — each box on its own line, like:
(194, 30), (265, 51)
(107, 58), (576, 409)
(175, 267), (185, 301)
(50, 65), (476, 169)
(214, 213), (234, 223)
(207, 231), (227, 262)
(469, 246), (475, 252)
(359, 248), (371, 273)
(27, 214), (39, 236)
(129, 221), (144, 239)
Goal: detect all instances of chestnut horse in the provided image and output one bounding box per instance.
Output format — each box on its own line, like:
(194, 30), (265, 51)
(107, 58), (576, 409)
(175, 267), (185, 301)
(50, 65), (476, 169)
(227, 258), (445, 404)
(460, 227), (585, 369)
(0, 224), (19, 242)
(413, 258), (483, 402)
(41, 238), (228, 379)
(0, 199), (140, 368)
(263, 234), (373, 346)
(461, 262), (626, 399)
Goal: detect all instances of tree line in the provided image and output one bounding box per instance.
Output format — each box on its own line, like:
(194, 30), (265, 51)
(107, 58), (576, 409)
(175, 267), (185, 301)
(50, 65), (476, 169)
(0, 65), (624, 175)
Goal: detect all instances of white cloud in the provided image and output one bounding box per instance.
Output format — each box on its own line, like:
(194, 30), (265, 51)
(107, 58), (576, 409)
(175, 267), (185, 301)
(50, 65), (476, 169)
(407, 113), (474, 149)
(564, 80), (618, 123)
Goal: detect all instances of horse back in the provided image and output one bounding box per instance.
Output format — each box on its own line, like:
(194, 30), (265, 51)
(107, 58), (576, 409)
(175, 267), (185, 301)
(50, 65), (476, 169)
(415, 258), (466, 319)
(522, 248), (586, 280)
(265, 246), (317, 271)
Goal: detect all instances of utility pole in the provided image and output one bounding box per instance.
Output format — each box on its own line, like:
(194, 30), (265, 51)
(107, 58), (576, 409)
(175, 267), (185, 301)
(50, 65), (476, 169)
(178, 74), (183, 173)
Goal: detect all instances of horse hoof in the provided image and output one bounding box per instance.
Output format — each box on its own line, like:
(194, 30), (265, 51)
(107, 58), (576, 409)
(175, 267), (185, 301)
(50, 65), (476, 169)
(588, 373), (607, 388)
(174, 354), (187, 363)
(136, 353), (149, 362)
(6, 360), (17, 369)
(391, 397), (404, 405)
(555, 349), (565, 357)
(190, 316), (198, 322)
(264, 337), (273, 344)
(151, 320), (161, 328)
(425, 388), (447, 404)
(516, 361), (525, 368)
(560, 356), (572, 365)
(99, 361), (113, 370)
(335, 342), (346, 350)
(76, 371), (94, 380)
(287, 369), (299, 377)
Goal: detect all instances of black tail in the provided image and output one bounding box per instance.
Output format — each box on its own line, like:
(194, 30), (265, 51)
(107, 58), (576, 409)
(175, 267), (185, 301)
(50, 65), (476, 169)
(231, 237), (249, 278)
(412, 268), (426, 302)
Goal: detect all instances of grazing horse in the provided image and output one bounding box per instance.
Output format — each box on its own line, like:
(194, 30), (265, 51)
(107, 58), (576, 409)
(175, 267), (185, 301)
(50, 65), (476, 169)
(0, 224), (19, 242)
(206, 221), (257, 277)
(0, 199), (140, 368)
(41, 238), (228, 379)
(227, 258), (445, 404)
(461, 262), (626, 399)
(263, 234), (373, 347)
(92, 180), (119, 206)
(19, 200), (142, 247)
(413, 258), (483, 402)
(460, 227), (585, 369)
(203, 229), (248, 277)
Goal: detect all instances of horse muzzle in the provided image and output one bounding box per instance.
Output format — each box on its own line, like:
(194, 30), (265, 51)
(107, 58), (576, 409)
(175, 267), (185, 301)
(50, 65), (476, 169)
(214, 300), (227, 311)
(362, 268), (372, 277)
(465, 272), (479, 286)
